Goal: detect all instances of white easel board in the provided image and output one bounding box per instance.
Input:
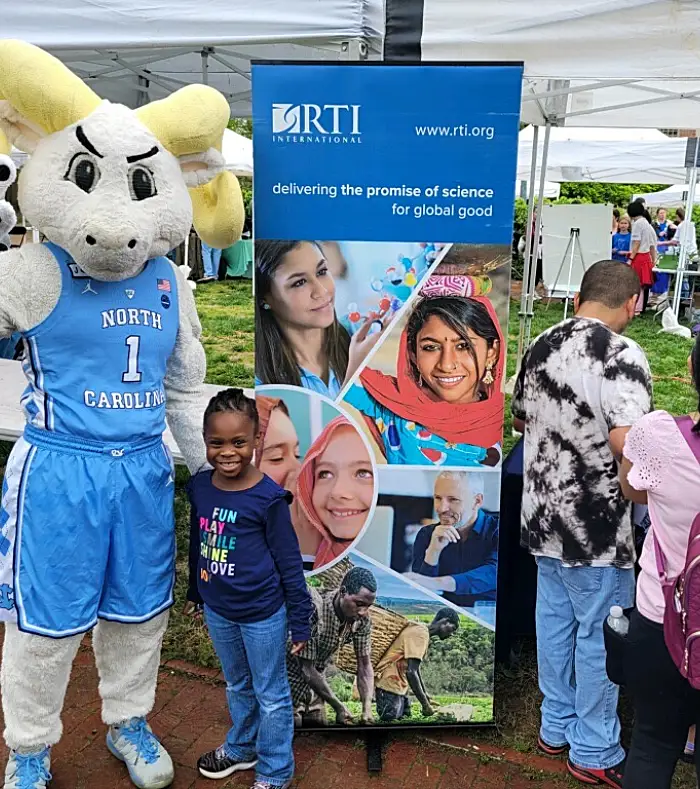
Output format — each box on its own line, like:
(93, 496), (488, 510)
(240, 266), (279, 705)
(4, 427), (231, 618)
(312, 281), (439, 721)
(541, 203), (612, 297)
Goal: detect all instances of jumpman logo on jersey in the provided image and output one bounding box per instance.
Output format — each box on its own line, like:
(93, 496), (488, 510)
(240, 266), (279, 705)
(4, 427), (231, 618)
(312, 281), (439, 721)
(0, 584), (14, 611)
(82, 280), (98, 295)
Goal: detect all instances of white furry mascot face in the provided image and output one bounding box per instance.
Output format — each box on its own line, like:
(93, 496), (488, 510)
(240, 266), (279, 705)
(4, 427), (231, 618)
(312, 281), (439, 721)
(0, 40), (243, 281)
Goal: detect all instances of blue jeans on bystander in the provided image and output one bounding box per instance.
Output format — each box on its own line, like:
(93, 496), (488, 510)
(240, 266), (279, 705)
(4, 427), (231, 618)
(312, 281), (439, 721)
(205, 604), (294, 787)
(201, 242), (222, 279)
(535, 557), (635, 771)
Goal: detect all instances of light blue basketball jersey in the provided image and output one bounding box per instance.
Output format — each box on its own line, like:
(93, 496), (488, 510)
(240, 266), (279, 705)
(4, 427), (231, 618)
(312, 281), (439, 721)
(19, 243), (179, 443)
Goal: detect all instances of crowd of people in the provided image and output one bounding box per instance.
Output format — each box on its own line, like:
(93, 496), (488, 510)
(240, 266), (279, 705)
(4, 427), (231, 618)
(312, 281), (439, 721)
(611, 199), (698, 314)
(513, 259), (700, 788)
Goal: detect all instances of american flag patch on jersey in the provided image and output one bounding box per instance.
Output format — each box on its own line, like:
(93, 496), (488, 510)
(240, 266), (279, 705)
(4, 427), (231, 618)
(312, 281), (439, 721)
(157, 279), (171, 292)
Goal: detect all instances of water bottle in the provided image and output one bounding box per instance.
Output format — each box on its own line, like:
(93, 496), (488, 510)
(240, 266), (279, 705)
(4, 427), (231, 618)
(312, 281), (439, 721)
(607, 605), (629, 636)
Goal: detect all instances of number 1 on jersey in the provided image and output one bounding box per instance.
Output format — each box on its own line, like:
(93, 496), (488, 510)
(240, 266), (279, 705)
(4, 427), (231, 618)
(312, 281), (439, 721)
(122, 335), (142, 383)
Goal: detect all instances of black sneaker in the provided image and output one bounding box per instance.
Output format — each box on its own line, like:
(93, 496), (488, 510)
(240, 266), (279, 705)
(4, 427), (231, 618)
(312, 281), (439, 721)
(197, 745), (257, 779)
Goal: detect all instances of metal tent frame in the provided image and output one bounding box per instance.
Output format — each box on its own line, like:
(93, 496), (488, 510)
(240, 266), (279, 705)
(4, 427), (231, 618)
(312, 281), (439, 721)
(49, 40), (372, 115)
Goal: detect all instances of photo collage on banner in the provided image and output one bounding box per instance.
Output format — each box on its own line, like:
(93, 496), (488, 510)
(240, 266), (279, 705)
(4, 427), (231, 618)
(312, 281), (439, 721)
(252, 63), (522, 728)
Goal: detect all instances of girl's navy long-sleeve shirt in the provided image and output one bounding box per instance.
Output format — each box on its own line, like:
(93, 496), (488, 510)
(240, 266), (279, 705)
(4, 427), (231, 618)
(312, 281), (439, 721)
(186, 471), (313, 642)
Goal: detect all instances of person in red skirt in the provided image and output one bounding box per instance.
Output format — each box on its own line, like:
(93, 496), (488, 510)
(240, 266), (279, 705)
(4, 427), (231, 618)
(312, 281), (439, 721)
(627, 201), (658, 314)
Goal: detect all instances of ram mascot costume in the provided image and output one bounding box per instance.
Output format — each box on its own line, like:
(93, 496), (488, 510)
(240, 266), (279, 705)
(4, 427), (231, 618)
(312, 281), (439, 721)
(0, 41), (243, 789)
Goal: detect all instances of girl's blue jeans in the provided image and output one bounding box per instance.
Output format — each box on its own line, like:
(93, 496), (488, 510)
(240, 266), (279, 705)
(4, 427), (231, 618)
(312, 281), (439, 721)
(204, 604), (294, 786)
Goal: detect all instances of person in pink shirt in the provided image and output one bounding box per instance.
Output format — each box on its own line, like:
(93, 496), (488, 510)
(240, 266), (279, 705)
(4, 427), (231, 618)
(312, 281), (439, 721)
(619, 334), (700, 788)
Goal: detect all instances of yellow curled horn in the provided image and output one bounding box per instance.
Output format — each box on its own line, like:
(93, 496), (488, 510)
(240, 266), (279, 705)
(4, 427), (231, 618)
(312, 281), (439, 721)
(0, 129), (10, 157)
(0, 40), (101, 143)
(137, 85), (244, 249)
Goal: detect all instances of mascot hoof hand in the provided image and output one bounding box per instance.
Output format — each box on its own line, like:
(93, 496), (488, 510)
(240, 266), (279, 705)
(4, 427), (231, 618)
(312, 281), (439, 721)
(4, 747), (51, 789)
(106, 718), (174, 789)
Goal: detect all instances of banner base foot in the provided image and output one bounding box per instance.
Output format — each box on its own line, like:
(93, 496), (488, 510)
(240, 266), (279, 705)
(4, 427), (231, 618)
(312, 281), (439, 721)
(366, 731), (387, 773)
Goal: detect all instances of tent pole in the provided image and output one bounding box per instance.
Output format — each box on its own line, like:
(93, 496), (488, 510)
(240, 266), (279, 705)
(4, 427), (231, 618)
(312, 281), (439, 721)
(516, 125), (539, 369)
(672, 151), (698, 316)
(201, 48), (210, 86)
(520, 122), (552, 365)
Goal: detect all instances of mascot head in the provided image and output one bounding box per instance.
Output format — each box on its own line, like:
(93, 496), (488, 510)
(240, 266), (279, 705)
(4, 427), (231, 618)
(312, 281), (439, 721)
(0, 40), (243, 281)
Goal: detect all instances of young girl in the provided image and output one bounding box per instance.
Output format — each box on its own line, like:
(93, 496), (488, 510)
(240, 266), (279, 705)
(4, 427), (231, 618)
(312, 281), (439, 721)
(295, 416), (375, 569)
(611, 215), (632, 263)
(255, 240), (385, 397)
(185, 389), (312, 789)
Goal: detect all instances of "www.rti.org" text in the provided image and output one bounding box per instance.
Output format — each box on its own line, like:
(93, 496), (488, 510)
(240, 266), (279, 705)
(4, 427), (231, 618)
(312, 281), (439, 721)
(415, 124), (495, 140)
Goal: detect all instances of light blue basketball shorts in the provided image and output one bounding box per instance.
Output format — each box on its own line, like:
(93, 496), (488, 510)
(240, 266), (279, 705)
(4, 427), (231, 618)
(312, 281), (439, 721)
(0, 425), (176, 638)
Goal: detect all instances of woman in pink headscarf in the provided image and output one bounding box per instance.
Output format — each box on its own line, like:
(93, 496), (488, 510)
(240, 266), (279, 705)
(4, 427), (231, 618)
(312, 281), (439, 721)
(295, 416), (375, 569)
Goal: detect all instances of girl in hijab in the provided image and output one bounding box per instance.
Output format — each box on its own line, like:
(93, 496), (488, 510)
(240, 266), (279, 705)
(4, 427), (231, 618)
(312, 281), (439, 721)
(344, 287), (504, 467)
(295, 416), (375, 570)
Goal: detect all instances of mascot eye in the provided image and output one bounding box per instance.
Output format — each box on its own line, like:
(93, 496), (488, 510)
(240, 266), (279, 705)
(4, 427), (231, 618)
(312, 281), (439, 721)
(129, 166), (157, 201)
(64, 153), (100, 193)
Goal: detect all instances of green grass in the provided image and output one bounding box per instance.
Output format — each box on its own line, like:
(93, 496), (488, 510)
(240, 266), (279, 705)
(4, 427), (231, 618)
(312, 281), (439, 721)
(503, 301), (694, 453)
(195, 280), (254, 387)
(334, 695), (493, 726)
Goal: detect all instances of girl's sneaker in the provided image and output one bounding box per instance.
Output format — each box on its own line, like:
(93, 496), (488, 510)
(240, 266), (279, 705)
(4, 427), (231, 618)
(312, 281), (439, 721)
(566, 758), (625, 788)
(252, 782), (292, 789)
(197, 746), (257, 779)
(536, 735), (567, 757)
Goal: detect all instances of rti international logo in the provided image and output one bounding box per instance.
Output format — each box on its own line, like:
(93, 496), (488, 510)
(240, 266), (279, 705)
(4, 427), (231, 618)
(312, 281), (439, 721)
(271, 103), (361, 145)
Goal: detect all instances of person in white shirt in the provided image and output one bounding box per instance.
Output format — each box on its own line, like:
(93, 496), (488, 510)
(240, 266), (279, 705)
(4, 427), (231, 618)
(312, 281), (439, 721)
(628, 201), (658, 314)
(669, 207), (698, 259)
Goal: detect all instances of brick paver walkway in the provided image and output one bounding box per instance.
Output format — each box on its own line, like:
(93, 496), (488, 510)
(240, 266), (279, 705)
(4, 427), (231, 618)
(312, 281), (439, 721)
(0, 642), (572, 788)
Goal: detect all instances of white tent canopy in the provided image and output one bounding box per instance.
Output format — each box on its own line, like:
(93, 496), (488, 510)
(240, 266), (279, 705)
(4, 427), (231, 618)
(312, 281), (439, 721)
(3, 0), (383, 116)
(384, 0), (700, 129)
(634, 184), (699, 210)
(221, 129), (253, 177)
(518, 126), (690, 184)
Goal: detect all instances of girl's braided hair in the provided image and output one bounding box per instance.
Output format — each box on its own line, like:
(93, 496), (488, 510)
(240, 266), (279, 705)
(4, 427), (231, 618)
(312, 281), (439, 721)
(203, 388), (258, 432)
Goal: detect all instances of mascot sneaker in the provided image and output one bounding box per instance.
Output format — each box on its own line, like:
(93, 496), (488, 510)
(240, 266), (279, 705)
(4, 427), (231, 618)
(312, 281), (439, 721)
(4, 748), (51, 789)
(106, 718), (174, 789)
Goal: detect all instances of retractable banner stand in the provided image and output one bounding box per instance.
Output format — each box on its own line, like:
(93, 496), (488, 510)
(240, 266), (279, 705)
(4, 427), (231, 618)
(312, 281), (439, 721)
(252, 62), (522, 729)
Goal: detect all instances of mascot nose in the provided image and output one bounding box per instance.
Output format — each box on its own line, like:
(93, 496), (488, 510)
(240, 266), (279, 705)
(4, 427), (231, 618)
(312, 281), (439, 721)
(84, 233), (139, 250)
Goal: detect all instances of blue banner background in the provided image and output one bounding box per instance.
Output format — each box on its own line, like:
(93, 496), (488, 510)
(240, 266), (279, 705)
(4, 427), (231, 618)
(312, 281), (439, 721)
(252, 63), (523, 243)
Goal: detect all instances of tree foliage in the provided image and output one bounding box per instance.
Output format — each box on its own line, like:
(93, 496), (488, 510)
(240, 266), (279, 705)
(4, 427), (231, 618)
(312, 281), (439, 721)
(512, 183), (669, 244)
(559, 182), (667, 207)
(419, 619), (495, 696)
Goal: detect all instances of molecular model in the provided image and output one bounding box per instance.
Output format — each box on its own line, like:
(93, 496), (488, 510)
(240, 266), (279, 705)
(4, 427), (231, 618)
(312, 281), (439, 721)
(344, 243), (445, 331)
